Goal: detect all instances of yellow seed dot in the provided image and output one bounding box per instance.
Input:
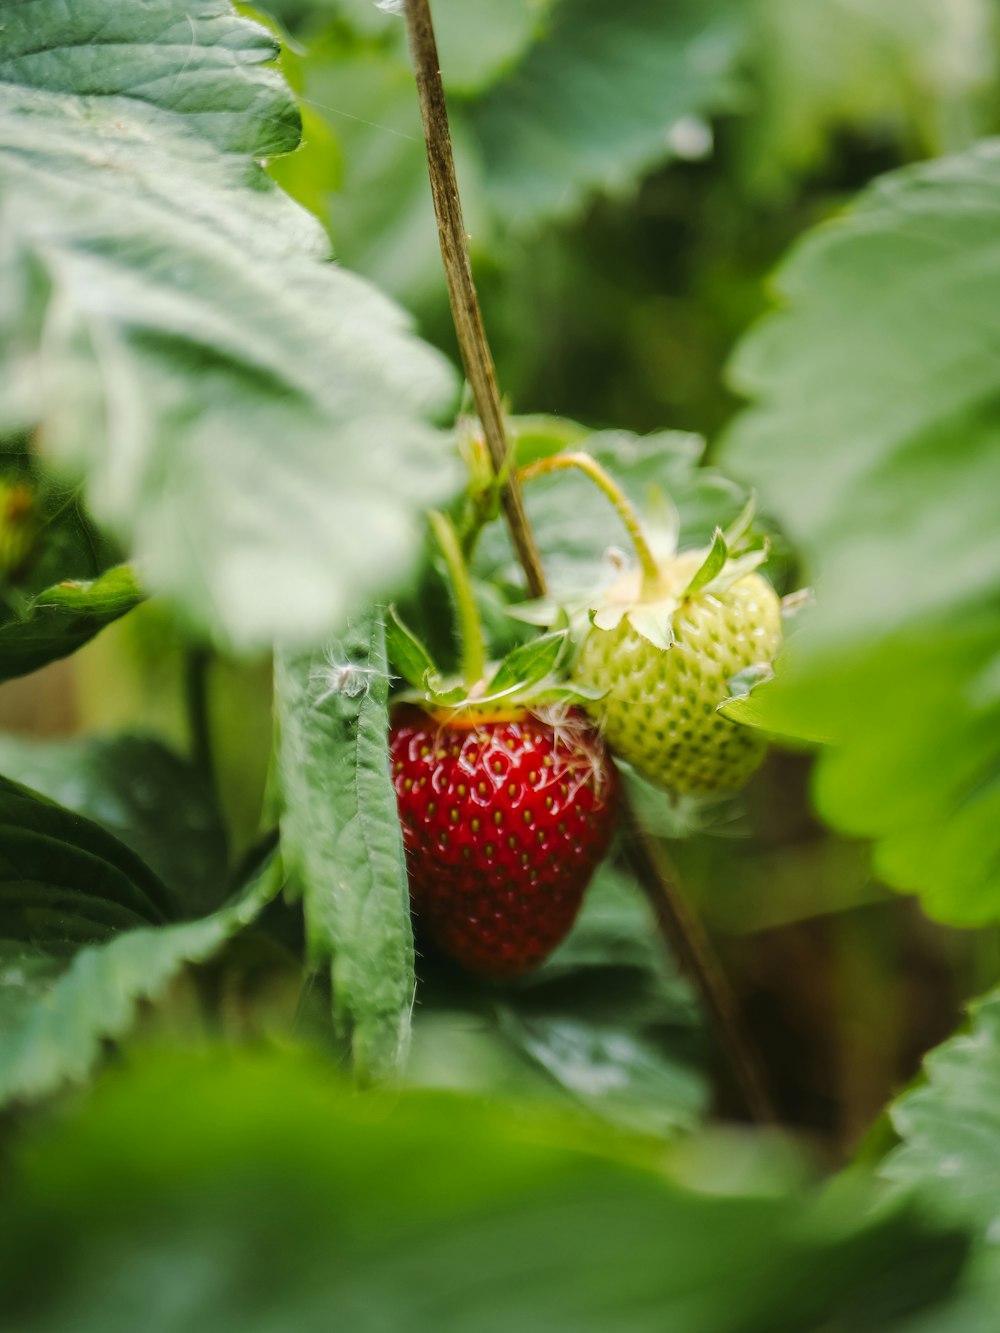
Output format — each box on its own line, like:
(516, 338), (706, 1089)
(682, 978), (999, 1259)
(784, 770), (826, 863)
(523, 810), (531, 824)
(457, 783), (466, 796)
(450, 808), (459, 823)
(493, 760), (503, 774)
(508, 782), (516, 798)
(471, 817), (480, 833)
(543, 755), (553, 767)
(394, 761), (403, 772)
(494, 810), (503, 826)
(520, 852), (528, 866)
(462, 847), (471, 860)
(451, 746), (460, 758)
(478, 782), (487, 795)
(420, 745), (430, 757)
(507, 835), (517, 849)
(485, 843), (495, 857)
(557, 822), (565, 835)
(403, 778), (413, 791)
(528, 771), (538, 784)
(545, 796), (553, 809)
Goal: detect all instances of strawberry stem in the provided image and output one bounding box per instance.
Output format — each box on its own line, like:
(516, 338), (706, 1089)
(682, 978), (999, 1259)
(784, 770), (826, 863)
(518, 452), (663, 596)
(428, 509), (486, 690)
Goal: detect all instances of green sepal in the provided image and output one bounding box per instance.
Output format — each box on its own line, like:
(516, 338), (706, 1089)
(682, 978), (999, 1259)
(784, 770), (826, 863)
(643, 484), (681, 560)
(485, 629), (569, 696)
(699, 544), (770, 596)
(683, 529), (728, 597)
(385, 605), (438, 692)
(625, 602), (676, 651)
(722, 492), (757, 550)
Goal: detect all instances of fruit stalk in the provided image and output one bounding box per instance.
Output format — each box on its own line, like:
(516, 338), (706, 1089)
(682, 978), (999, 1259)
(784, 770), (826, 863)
(518, 452), (663, 595)
(427, 509), (486, 689)
(621, 807), (777, 1123)
(402, 0), (546, 599)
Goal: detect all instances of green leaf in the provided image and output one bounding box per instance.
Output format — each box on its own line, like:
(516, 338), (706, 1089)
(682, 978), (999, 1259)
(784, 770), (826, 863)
(0, 0), (457, 650)
(0, 733), (228, 917)
(385, 606), (438, 692)
(485, 631), (568, 696)
(721, 142), (1000, 926)
(0, 855), (282, 1108)
(0, 776), (176, 947)
(0, 1048), (967, 1332)
(274, 613), (412, 1081)
(0, 565), (142, 681)
(882, 988), (1000, 1330)
(468, 0), (745, 226)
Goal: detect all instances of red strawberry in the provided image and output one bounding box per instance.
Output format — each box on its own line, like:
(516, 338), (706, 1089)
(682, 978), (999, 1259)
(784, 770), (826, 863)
(390, 704), (618, 980)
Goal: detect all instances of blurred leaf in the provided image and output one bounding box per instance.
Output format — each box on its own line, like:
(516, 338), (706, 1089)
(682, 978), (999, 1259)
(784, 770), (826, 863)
(0, 855), (282, 1108)
(0, 1048), (968, 1332)
(722, 143), (1000, 925)
(0, 734), (228, 917)
(0, 565), (142, 682)
(433, 0), (556, 96)
(0, 777), (175, 949)
(275, 614), (413, 1081)
(882, 987), (1000, 1331)
(739, 0), (997, 198)
(0, 0), (456, 649)
(467, 0), (744, 227)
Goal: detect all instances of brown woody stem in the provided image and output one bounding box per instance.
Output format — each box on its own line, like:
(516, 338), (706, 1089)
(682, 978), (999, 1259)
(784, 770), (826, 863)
(402, 0), (775, 1124)
(402, 0), (545, 598)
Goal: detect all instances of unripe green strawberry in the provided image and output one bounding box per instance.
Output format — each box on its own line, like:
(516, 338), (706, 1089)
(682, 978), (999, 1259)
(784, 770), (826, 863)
(572, 548), (782, 794)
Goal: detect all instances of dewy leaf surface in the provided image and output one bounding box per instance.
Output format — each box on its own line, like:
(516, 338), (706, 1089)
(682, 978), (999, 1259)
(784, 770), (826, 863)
(0, 0), (457, 649)
(0, 1049), (968, 1333)
(0, 855), (282, 1108)
(275, 613), (413, 1081)
(721, 142), (1000, 925)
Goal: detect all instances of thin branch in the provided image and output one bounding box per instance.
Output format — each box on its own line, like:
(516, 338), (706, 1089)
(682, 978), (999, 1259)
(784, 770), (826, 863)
(402, 0), (546, 598)
(402, 0), (776, 1124)
(620, 791), (777, 1123)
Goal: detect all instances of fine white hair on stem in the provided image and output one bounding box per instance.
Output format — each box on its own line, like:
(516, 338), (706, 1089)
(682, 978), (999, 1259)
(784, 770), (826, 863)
(310, 642), (390, 706)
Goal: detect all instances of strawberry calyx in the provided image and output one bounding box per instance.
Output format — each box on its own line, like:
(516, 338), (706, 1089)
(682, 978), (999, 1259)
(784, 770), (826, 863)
(385, 606), (605, 721)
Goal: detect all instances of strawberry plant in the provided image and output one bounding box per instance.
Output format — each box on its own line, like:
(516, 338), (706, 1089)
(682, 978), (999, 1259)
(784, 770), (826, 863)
(3, 0), (1000, 1329)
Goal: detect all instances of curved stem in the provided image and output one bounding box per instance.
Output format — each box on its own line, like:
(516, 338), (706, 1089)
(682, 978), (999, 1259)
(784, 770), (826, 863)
(518, 452), (662, 595)
(428, 510), (486, 689)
